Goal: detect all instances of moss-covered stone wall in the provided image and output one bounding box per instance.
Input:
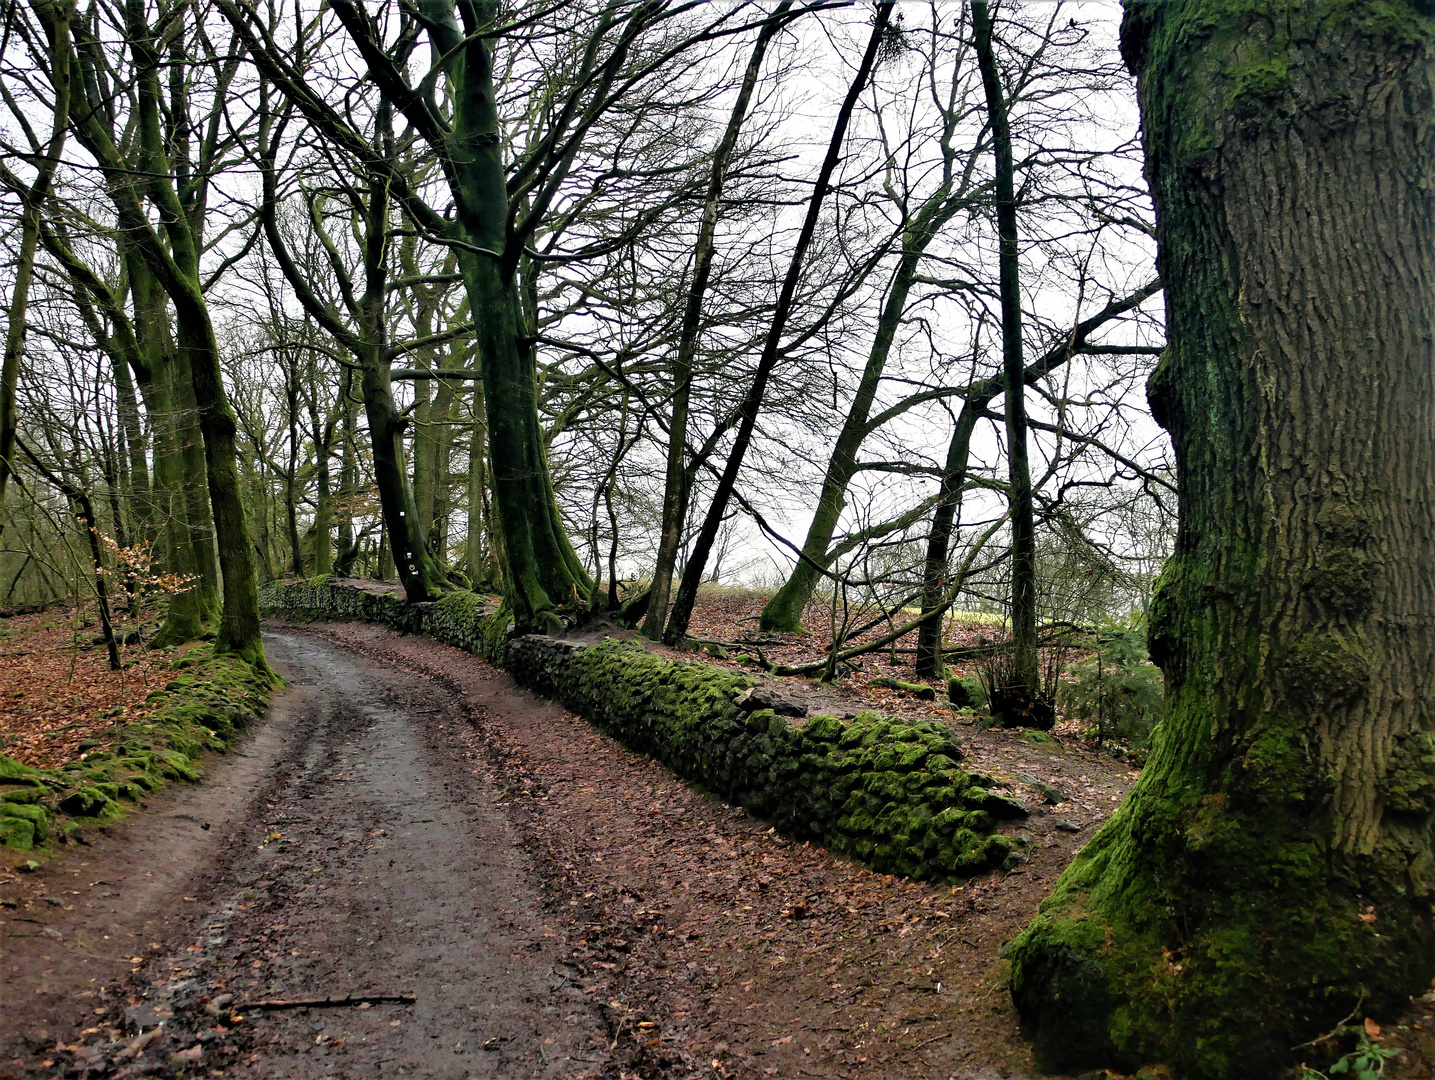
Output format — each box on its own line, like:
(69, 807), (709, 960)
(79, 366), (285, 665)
(262, 579), (1026, 880)
(1, 645), (275, 855)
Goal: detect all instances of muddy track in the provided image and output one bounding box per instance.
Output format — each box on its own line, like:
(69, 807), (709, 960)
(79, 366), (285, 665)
(3, 630), (610, 1079)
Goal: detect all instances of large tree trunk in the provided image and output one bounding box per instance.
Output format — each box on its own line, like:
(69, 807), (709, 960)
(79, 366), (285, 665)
(168, 331), (222, 618)
(174, 299), (269, 667)
(448, 28), (589, 629)
(1008, 4), (1435, 1077)
(412, 375), (435, 537)
(130, 260), (208, 647)
(66, 1), (266, 667)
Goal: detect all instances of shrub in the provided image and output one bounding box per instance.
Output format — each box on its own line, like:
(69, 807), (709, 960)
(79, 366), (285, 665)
(1059, 612), (1164, 748)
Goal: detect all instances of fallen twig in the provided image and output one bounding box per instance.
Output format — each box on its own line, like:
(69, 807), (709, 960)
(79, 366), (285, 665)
(237, 993), (416, 1010)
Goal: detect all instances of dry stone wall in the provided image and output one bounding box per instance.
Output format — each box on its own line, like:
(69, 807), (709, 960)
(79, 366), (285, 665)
(261, 578), (1027, 879)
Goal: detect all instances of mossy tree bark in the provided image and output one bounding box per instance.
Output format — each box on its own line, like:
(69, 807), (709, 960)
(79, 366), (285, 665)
(122, 2), (267, 668)
(61, 2), (267, 669)
(128, 255), (213, 642)
(33, 222), (213, 642)
(283, 354), (305, 576)
(1008, 3), (1435, 1076)
(433, 0), (590, 629)
(317, 0), (593, 626)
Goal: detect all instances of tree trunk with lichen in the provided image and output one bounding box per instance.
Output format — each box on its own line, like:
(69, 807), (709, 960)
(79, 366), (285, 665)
(444, 6), (589, 630)
(1008, 4), (1435, 1077)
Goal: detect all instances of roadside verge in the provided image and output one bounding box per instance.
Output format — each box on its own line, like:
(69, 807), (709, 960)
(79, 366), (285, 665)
(1, 645), (275, 857)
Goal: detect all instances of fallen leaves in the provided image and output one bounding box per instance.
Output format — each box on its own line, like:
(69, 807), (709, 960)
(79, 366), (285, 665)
(0, 604), (184, 769)
(279, 611), (1145, 1080)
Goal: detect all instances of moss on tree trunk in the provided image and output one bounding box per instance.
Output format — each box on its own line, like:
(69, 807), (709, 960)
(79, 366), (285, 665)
(1008, 3), (1435, 1076)
(444, 6), (589, 630)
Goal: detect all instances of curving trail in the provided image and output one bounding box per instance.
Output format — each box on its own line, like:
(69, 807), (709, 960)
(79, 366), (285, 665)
(4, 621), (1145, 1080)
(3, 630), (608, 1078)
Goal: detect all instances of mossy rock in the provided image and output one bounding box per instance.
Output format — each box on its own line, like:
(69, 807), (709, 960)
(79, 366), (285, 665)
(962, 788), (1030, 820)
(871, 676), (936, 701)
(0, 754), (44, 783)
(947, 674), (986, 709)
(895, 744), (929, 769)
(0, 815), (35, 851)
(1020, 730), (1060, 747)
(2, 801), (50, 843)
(860, 721), (894, 747)
(58, 787), (112, 817)
(802, 714), (844, 742)
(155, 750), (202, 781)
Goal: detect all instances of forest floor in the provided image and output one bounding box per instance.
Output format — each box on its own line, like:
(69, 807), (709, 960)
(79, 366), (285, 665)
(0, 605), (192, 769)
(669, 589), (1097, 744)
(5, 604), (1430, 1079)
(3, 619), (1132, 1080)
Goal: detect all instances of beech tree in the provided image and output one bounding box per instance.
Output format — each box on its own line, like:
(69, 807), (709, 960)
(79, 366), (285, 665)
(754, 2), (1156, 663)
(1008, 3), (1435, 1076)
(640, 0), (794, 640)
(659, 1), (896, 645)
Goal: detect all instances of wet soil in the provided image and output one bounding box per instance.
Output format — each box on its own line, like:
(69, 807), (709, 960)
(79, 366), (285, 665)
(2, 622), (1141, 1080)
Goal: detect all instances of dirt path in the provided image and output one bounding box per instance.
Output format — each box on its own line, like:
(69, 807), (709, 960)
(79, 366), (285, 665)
(3, 631), (609, 1079)
(4, 623), (1142, 1080)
